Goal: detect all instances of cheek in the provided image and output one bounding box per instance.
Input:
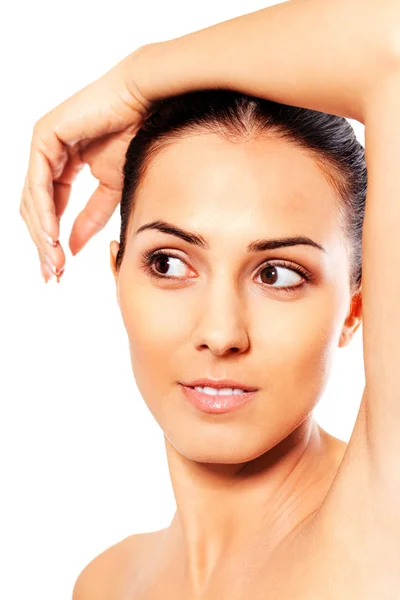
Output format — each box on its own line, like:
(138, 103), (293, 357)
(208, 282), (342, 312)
(118, 279), (184, 385)
(257, 290), (341, 406)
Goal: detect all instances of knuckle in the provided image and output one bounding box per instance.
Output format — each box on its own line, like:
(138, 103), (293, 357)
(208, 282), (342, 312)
(87, 211), (106, 229)
(26, 178), (33, 196)
(33, 119), (43, 136)
(32, 118), (49, 146)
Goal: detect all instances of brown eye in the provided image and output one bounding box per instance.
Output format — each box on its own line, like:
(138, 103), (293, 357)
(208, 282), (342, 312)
(153, 254), (170, 275)
(259, 265), (279, 286)
(141, 249), (191, 280)
(152, 254), (188, 277)
(256, 262), (308, 292)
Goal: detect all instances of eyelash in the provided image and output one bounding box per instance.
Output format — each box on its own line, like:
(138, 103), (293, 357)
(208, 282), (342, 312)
(140, 248), (314, 294)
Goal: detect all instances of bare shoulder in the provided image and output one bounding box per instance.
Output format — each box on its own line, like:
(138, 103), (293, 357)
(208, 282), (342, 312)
(72, 529), (164, 600)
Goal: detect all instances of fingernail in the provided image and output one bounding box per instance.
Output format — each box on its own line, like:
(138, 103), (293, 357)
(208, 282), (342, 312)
(44, 253), (62, 276)
(56, 266), (65, 281)
(42, 229), (58, 247)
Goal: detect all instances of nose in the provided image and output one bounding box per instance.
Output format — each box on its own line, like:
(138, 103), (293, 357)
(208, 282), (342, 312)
(192, 283), (250, 356)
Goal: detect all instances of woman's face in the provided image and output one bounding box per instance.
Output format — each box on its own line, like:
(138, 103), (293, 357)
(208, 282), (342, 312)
(110, 131), (361, 464)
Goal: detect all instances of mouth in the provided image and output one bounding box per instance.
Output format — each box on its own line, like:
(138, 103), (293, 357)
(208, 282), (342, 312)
(179, 384), (257, 414)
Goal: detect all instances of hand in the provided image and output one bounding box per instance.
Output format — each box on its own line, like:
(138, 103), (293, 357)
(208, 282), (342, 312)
(19, 47), (152, 282)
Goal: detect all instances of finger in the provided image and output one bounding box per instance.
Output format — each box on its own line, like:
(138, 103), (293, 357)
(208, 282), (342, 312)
(30, 128), (85, 229)
(52, 155), (85, 221)
(20, 197), (51, 281)
(69, 182), (122, 256)
(20, 194), (40, 252)
(28, 146), (60, 244)
(29, 122), (71, 243)
(20, 177), (46, 252)
(21, 177), (66, 278)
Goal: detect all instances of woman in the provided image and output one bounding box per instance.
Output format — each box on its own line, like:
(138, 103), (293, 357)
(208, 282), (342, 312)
(20, 0), (400, 597)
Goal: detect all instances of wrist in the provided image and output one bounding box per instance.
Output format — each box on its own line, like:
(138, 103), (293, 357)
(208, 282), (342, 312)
(124, 35), (225, 107)
(123, 41), (183, 106)
(118, 44), (155, 111)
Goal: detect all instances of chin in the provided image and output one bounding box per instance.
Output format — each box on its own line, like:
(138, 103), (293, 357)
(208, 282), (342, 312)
(164, 426), (278, 465)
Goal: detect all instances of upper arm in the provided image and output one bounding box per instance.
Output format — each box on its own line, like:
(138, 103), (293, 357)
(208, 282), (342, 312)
(72, 535), (141, 600)
(312, 82), (400, 585)
(358, 80), (400, 487)
(326, 77), (400, 499)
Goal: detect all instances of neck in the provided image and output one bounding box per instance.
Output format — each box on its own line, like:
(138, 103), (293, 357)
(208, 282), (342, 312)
(161, 415), (338, 595)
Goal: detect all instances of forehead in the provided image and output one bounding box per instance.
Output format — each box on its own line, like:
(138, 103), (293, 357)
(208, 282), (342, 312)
(131, 131), (342, 240)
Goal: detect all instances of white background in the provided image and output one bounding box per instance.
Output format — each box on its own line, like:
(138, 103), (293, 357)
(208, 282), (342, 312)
(1, 1), (365, 599)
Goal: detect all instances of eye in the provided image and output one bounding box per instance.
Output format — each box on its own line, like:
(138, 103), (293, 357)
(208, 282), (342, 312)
(256, 260), (310, 293)
(140, 249), (313, 293)
(141, 249), (192, 280)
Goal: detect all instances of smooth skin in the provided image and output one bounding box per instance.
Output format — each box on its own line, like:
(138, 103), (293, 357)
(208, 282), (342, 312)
(106, 129), (361, 599)
(20, 0), (400, 598)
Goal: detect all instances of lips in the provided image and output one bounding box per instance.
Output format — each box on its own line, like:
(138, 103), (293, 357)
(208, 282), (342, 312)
(180, 378), (258, 392)
(180, 384), (257, 414)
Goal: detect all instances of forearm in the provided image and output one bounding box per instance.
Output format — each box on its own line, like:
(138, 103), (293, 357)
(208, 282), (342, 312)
(132, 0), (368, 123)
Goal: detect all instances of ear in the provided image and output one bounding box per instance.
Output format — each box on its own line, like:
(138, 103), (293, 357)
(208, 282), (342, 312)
(338, 287), (362, 348)
(109, 240), (120, 284)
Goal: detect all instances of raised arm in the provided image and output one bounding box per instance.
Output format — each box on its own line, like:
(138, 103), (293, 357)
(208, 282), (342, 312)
(132, 0), (400, 126)
(359, 76), (400, 485)
(21, 0), (400, 281)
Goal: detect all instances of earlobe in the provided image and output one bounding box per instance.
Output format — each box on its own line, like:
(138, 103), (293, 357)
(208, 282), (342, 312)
(109, 240), (120, 283)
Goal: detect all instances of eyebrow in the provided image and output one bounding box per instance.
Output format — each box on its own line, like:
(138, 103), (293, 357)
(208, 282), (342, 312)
(134, 219), (327, 253)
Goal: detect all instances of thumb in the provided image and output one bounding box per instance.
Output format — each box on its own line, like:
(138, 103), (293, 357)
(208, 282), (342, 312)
(69, 183), (122, 256)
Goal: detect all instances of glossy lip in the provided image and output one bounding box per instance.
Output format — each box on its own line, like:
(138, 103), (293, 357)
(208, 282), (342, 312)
(180, 384), (257, 414)
(179, 378), (258, 392)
